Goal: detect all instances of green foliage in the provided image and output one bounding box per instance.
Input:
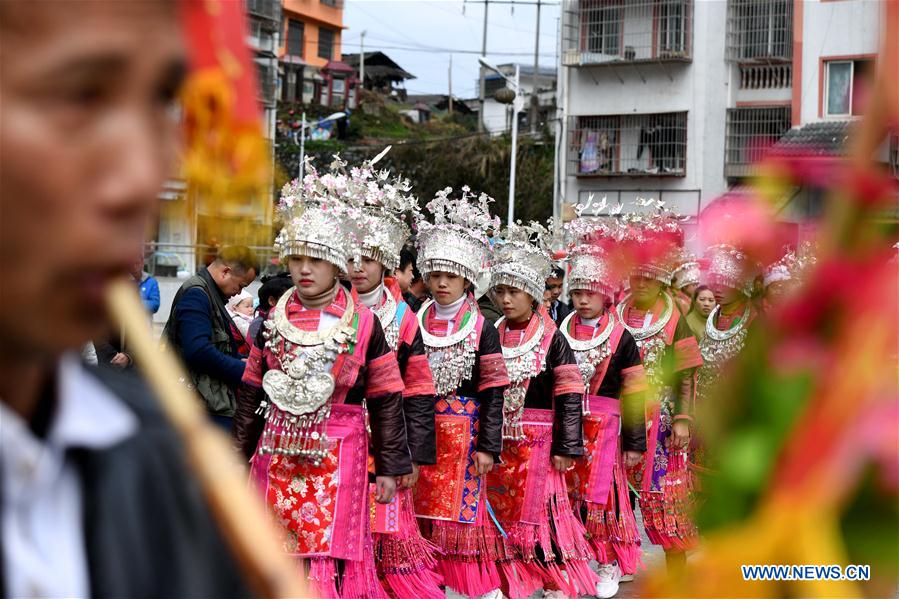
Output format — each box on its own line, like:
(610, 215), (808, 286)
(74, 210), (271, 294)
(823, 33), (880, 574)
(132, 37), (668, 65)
(274, 104), (556, 222)
(696, 331), (814, 531)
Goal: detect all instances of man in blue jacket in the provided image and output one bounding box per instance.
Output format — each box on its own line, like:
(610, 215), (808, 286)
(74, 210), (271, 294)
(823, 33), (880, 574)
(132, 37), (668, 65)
(163, 246), (257, 429)
(131, 257), (161, 314)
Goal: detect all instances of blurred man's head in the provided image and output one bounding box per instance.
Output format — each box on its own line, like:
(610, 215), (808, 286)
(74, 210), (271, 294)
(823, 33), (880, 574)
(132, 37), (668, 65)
(128, 256), (146, 280)
(545, 266), (565, 302)
(0, 1), (186, 357)
(209, 246), (258, 298)
(393, 247), (417, 293)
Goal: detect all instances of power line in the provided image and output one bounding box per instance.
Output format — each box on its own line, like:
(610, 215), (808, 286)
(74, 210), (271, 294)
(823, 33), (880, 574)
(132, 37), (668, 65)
(419, 0), (558, 40)
(341, 40), (556, 58)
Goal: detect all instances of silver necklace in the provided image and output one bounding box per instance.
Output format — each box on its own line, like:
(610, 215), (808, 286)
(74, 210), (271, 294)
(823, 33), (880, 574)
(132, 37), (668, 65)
(560, 312), (616, 397)
(373, 287), (400, 351)
(616, 293), (674, 386)
(704, 304), (750, 341)
(698, 305), (751, 399)
(418, 297), (480, 396)
(616, 293), (674, 341)
(258, 290), (357, 464)
(496, 313), (547, 440)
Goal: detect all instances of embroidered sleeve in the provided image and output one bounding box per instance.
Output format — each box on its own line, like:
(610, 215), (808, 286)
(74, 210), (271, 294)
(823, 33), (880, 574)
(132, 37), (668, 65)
(241, 343), (265, 387)
(553, 364), (584, 396)
(366, 352), (405, 397)
(478, 353), (510, 392)
(673, 336), (703, 372)
(621, 364), (648, 396)
(403, 353), (436, 397)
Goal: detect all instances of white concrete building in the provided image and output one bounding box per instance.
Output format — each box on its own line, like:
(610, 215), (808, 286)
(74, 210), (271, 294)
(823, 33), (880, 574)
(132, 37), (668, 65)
(557, 0), (889, 224)
(481, 64), (558, 135)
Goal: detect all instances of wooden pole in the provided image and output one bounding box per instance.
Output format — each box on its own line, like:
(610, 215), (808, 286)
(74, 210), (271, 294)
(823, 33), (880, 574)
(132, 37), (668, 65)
(106, 281), (307, 599)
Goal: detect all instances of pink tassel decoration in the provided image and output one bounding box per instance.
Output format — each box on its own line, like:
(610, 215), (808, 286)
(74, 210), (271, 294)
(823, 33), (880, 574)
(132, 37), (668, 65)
(428, 505), (509, 597)
(545, 470), (601, 597)
(580, 461), (644, 575)
(340, 518), (390, 599)
(374, 490), (443, 599)
(308, 558), (340, 599)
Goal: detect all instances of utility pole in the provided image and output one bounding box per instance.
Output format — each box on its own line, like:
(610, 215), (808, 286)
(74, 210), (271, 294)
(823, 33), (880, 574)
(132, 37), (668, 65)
(478, 0), (489, 132)
(448, 55), (454, 113)
(530, 0), (541, 135)
(360, 31), (366, 92)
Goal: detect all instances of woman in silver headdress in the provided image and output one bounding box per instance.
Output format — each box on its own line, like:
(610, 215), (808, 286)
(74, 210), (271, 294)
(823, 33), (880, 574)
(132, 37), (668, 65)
(341, 155), (443, 597)
(671, 251), (702, 316)
(232, 169), (411, 599)
(694, 244), (760, 471)
(613, 214), (703, 578)
(559, 219), (648, 599)
(484, 222), (595, 599)
(411, 187), (511, 599)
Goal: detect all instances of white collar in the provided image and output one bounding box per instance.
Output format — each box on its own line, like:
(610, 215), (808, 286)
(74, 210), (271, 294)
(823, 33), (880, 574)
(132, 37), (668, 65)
(434, 294), (466, 320)
(580, 315), (600, 327)
(358, 283), (384, 308)
(3, 354), (140, 452)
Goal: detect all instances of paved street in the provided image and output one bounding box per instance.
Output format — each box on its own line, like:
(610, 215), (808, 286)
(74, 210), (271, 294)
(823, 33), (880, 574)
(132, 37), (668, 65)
(616, 512), (665, 599)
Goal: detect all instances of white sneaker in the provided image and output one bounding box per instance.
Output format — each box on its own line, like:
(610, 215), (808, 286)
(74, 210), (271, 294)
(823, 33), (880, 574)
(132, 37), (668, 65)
(542, 590), (567, 599)
(476, 589), (503, 599)
(594, 562), (621, 599)
(619, 573), (635, 583)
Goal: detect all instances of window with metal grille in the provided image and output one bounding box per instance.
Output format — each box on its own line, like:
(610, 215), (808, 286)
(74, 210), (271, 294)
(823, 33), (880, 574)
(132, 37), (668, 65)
(256, 62), (277, 106)
(658, 0), (687, 56)
(562, 0), (692, 66)
(287, 19), (304, 57)
(568, 112), (687, 176)
(247, 0), (279, 22)
(726, 0), (792, 62)
(586, 4), (621, 55)
(318, 28), (335, 61)
(724, 106), (791, 178)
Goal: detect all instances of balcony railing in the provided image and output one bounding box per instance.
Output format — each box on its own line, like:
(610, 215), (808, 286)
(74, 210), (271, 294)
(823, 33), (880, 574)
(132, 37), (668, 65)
(562, 0), (692, 67)
(724, 105), (791, 178)
(568, 112), (687, 177)
(726, 0), (793, 63)
(739, 63), (792, 89)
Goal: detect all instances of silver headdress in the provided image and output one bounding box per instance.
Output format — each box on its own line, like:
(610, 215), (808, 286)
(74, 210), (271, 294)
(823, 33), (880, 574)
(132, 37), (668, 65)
(340, 147), (418, 270)
(563, 215), (618, 299)
(763, 244), (817, 288)
(703, 244), (757, 296)
(618, 199), (685, 285)
(671, 249), (702, 290)
(490, 221), (553, 301)
(416, 186), (500, 283)
(274, 160), (356, 274)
